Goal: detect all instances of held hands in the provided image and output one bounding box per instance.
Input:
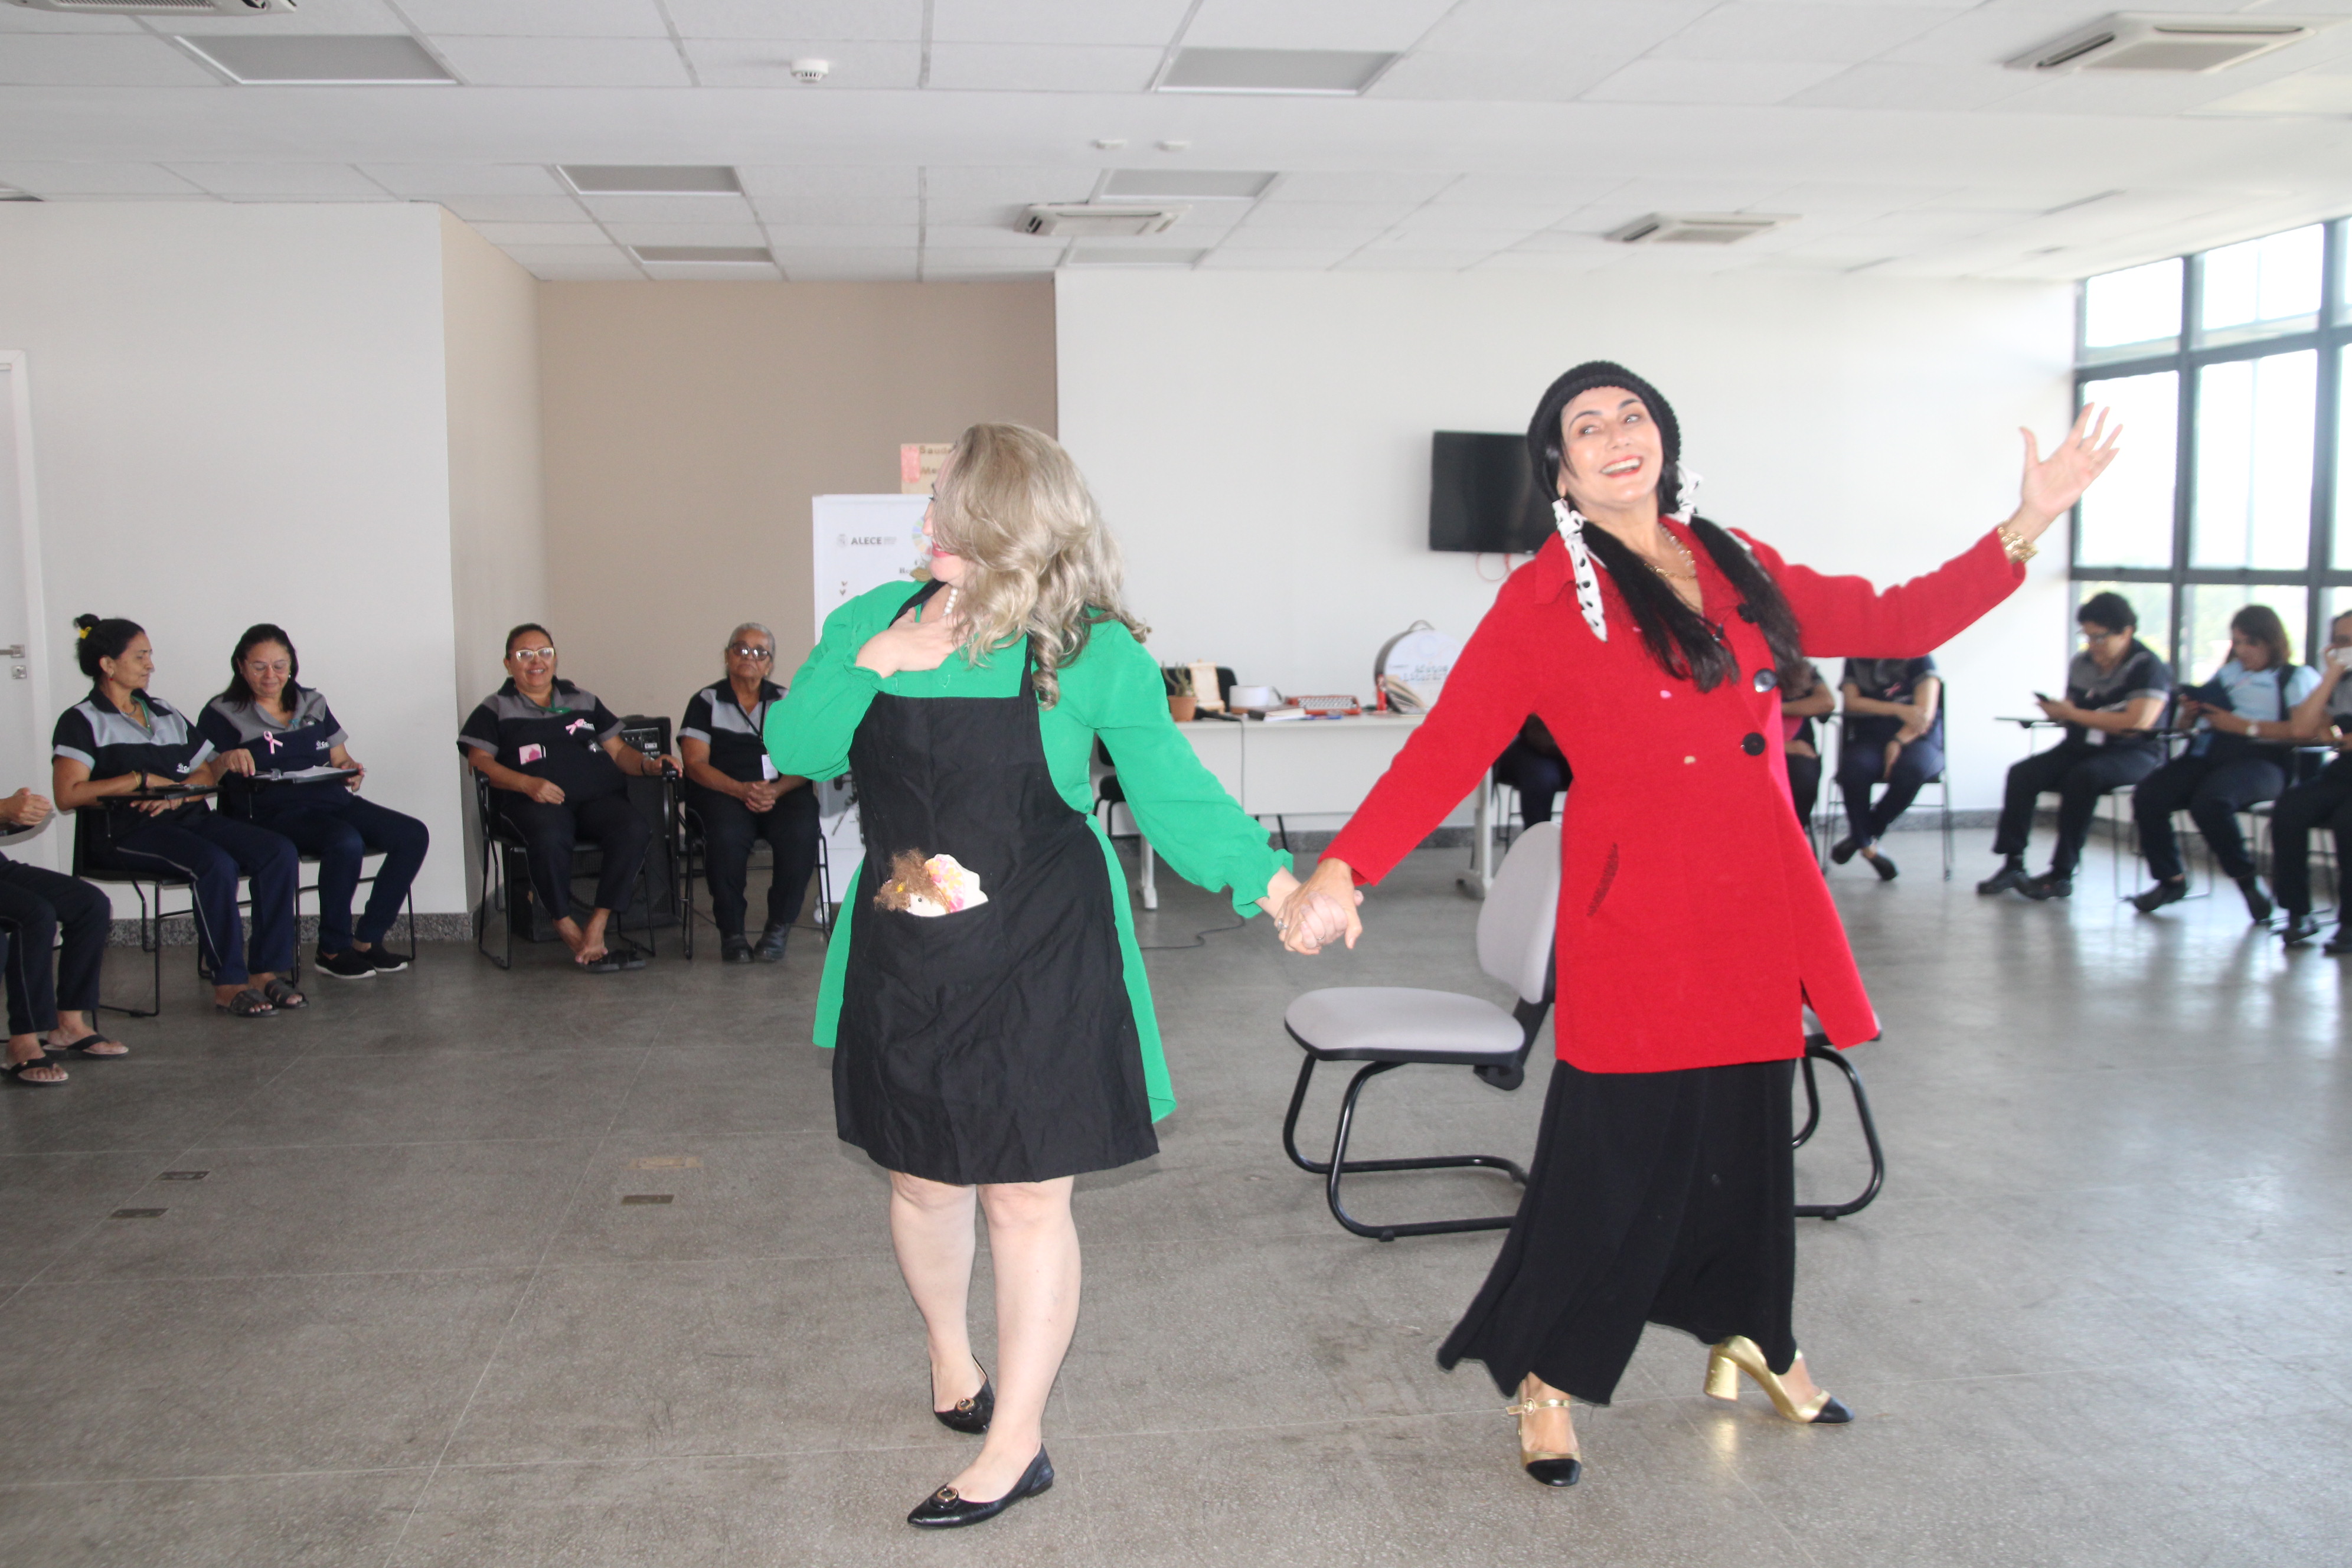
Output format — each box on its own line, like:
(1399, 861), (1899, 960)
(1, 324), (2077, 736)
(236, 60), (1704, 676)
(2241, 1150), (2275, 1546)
(2013, 403), (2123, 543)
(1276, 858), (1365, 955)
(855, 602), (964, 680)
(0, 788), (53, 829)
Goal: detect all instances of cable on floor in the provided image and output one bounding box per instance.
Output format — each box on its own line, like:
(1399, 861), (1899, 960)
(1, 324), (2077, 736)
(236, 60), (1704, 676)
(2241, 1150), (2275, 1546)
(1135, 912), (1246, 950)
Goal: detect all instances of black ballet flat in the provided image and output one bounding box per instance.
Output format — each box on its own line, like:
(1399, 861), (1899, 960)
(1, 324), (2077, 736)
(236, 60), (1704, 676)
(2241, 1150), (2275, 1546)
(907, 1448), (1052, 1528)
(933, 1364), (993, 1435)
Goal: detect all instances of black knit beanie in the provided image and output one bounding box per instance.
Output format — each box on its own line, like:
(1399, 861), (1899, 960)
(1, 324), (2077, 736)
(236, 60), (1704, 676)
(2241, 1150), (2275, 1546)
(1525, 361), (1684, 517)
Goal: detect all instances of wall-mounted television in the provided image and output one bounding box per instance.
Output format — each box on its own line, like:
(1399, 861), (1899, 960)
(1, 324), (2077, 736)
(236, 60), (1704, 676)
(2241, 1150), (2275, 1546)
(1428, 431), (1553, 554)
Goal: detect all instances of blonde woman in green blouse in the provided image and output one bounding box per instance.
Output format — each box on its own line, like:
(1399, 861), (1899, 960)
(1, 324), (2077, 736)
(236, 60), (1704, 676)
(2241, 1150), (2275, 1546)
(766, 424), (1318, 1529)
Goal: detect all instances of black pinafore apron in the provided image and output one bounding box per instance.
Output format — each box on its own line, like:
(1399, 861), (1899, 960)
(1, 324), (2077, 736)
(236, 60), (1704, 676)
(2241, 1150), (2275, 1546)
(834, 583), (1154, 1186)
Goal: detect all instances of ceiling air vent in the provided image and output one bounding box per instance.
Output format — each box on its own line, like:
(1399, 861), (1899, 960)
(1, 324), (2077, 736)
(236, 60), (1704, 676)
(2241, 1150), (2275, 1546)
(7, 0), (296, 12)
(1021, 204), (1188, 237)
(1607, 213), (1792, 246)
(2007, 14), (2335, 74)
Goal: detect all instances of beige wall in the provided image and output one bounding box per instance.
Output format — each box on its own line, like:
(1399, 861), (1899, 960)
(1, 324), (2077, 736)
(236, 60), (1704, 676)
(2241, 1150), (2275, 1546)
(536, 281), (1056, 727)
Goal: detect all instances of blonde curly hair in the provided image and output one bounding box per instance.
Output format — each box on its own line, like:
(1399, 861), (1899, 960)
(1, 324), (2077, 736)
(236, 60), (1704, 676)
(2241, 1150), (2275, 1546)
(928, 422), (1145, 707)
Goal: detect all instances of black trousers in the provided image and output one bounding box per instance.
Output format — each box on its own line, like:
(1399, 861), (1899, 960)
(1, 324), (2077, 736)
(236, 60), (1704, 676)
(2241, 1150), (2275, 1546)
(1494, 739), (1570, 827)
(1439, 1056), (1798, 1404)
(87, 812), (299, 985)
(2134, 751), (2286, 882)
(1994, 740), (2161, 877)
(249, 790), (429, 950)
(689, 783), (819, 938)
(0, 856), (110, 1035)
(498, 791), (651, 922)
(2269, 756), (2352, 917)
(1786, 752), (1822, 826)
(1837, 737), (1943, 843)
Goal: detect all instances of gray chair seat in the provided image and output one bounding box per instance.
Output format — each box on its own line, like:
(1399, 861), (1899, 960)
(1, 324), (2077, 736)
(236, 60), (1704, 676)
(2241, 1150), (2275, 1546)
(1286, 986), (1525, 1062)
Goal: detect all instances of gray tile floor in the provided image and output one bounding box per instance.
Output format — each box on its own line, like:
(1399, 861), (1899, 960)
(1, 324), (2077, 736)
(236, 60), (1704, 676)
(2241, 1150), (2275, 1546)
(2, 841), (2347, 1567)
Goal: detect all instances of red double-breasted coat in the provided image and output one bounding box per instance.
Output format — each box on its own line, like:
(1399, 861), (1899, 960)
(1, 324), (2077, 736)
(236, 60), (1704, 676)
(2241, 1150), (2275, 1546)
(1324, 521), (2024, 1074)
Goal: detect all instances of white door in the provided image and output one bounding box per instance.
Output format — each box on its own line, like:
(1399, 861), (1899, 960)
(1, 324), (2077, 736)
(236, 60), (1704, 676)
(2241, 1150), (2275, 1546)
(0, 352), (60, 871)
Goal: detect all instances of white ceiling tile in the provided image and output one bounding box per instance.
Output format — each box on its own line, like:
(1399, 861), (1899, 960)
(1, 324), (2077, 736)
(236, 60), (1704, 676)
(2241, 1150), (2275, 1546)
(165, 0), (407, 34)
(397, 0), (670, 37)
(2193, 70), (2352, 117)
(1373, 50), (1628, 102)
(1386, 202), (1557, 236)
(1880, 3), (2124, 67)
(1184, 0), (1459, 51)
(1473, 249), (1615, 272)
(930, 0), (1193, 47)
(500, 241), (638, 266)
(580, 193), (756, 224)
(1784, 61), (2033, 111)
(523, 263), (647, 281)
(1497, 230), (1617, 256)
(0, 35), (224, 87)
(740, 165), (920, 209)
(1239, 201), (1421, 229)
(166, 163), (390, 198)
(923, 43), (1162, 92)
(1337, 248), (1498, 270)
(469, 221), (612, 246)
(0, 8), (141, 31)
(427, 194), (592, 223)
(1415, 1), (1717, 53)
(681, 37), (922, 87)
(664, 0), (926, 41)
(603, 221), (770, 246)
(921, 246), (1060, 272)
(0, 162), (205, 197)
(1364, 227), (1538, 251)
(1645, 3), (1969, 65)
(427, 35), (692, 87)
(767, 223), (933, 246)
(361, 163), (567, 197)
(1761, 181), (1957, 215)
(1263, 171), (1456, 203)
(1216, 226), (1383, 250)
(1435, 174), (1622, 208)
(923, 224), (1061, 247)
(1990, 70), (2282, 119)
(773, 248), (922, 280)
(1580, 58), (1853, 104)
(1197, 248), (1354, 269)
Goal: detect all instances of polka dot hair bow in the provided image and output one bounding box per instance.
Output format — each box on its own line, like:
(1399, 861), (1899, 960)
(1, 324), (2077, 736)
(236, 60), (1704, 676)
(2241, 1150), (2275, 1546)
(1551, 499), (1609, 643)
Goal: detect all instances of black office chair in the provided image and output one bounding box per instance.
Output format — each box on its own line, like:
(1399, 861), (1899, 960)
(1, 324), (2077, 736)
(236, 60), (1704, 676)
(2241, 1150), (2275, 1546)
(70, 803), (200, 1018)
(1792, 1033), (1886, 1220)
(470, 769), (668, 970)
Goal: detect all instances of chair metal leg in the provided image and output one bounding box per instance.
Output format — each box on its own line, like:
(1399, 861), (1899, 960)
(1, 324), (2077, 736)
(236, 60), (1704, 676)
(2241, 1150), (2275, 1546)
(1280, 1054), (1527, 1242)
(475, 837), (513, 970)
(97, 877), (166, 1019)
(1792, 1035), (1885, 1220)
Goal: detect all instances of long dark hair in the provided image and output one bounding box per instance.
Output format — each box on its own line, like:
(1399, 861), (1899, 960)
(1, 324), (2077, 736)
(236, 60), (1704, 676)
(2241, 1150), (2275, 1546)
(1526, 362), (1806, 693)
(217, 623), (302, 709)
(71, 613), (144, 700)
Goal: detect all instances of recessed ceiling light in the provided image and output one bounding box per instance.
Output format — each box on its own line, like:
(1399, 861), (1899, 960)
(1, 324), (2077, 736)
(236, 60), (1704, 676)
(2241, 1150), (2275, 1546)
(1159, 48), (1396, 95)
(561, 165), (742, 197)
(632, 244), (773, 264)
(175, 34), (455, 84)
(1102, 170), (1273, 200)
(1023, 203), (1187, 237)
(2007, 13), (2335, 74)
(1067, 247), (1205, 267)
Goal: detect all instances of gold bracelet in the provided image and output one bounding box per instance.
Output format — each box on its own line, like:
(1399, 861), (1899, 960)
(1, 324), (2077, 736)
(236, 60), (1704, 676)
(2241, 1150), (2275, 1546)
(1996, 523), (2037, 564)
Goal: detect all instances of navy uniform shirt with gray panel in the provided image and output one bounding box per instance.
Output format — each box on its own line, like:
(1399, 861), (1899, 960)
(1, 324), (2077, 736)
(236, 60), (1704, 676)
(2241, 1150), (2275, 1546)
(1840, 655), (1941, 749)
(459, 680), (628, 803)
(680, 678), (785, 784)
(52, 694), (217, 827)
(2064, 639), (2172, 754)
(198, 687), (347, 775)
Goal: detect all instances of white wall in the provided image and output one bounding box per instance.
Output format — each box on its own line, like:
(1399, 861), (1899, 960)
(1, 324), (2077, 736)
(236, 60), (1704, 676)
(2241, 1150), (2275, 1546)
(0, 202), (468, 912)
(1057, 269), (2076, 813)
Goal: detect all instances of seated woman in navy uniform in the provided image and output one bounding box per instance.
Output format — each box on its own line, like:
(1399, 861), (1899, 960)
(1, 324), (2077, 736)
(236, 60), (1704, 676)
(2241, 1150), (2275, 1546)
(678, 622), (819, 963)
(51, 615), (305, 1018)
(1831, 654), (1943, 880)
(459, 623), (672, 972)
(200, 624), (429, 982)
(0, 783), (122, 1083)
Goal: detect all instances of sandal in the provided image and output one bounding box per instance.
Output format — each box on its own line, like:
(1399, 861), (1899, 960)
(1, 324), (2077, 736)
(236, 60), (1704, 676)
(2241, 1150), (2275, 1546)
(2, 1056), (67, 1086)
(217, 988), (276, 1018)
(261, 978), (308, 1011)
(54, 1034), (128, 1059)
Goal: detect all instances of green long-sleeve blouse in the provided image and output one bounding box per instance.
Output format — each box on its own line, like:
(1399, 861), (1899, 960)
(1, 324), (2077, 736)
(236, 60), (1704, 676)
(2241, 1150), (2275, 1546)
(765, 580), (1291, 1120)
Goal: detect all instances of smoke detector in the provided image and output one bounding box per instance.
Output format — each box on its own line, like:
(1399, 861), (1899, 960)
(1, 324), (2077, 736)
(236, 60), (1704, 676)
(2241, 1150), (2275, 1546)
(6, 0), (296, 12)
(2007, 14), (2335, 74)
(1021, 203), (1188, 237)
(1607, 213), (1792, 246)
(789, 58), (830, 83)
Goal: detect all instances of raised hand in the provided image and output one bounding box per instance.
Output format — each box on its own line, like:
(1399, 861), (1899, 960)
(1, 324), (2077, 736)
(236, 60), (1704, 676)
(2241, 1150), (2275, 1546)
(2015, 403), (2122, 538)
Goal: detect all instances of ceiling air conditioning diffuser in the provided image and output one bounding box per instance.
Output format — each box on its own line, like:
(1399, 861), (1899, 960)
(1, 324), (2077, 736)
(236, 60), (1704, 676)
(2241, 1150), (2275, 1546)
(6, 0), (297, 12)
(2007, 14), (2334, 74)
(1607, 214), (1791, 246)
(1021, 204), (1188, 237)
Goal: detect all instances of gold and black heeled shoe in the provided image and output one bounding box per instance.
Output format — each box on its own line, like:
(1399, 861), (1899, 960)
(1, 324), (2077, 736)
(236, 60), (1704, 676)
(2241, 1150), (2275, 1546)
(1504, 1393), (1583, 1487)
(1704, 1336), (1853, 1424)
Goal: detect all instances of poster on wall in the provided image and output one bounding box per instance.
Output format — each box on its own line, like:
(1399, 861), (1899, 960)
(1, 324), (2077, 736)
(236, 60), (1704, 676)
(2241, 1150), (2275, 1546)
(813, 493), (930, 633)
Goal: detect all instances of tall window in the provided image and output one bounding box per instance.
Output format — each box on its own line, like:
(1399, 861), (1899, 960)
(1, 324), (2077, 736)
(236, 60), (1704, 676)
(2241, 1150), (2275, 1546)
(2073, 220), (2346, 678)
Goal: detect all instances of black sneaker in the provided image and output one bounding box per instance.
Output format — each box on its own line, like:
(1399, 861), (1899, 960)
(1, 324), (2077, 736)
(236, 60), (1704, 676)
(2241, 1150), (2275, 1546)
(2234, 875), (2273, 924)
(1830, 835), (1864, 865)
(2131, 880), (2188, 914)
(2281, 911), (2324, 946)
(1867, 851), (1898, 882)
(2020, 873), (2072, 900)
(314, 948), (376, 980)
(360, 946), (410, 974)
(754, 923), (789, 962)
(720, 935), (753, 964)
(1976, 864), (2028, 896)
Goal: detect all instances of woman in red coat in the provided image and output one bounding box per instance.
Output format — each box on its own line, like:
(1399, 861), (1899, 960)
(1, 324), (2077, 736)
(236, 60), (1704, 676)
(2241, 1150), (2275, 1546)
(1281, 362), (2117, 1488)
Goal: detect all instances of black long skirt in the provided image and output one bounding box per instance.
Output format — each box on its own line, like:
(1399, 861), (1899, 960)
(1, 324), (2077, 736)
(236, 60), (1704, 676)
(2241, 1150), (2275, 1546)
(1438, 1055), (1798, 1404)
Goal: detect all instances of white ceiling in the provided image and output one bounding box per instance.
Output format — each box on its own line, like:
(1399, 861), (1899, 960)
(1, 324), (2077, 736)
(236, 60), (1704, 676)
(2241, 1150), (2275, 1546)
(3, 0), (2351, 283)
